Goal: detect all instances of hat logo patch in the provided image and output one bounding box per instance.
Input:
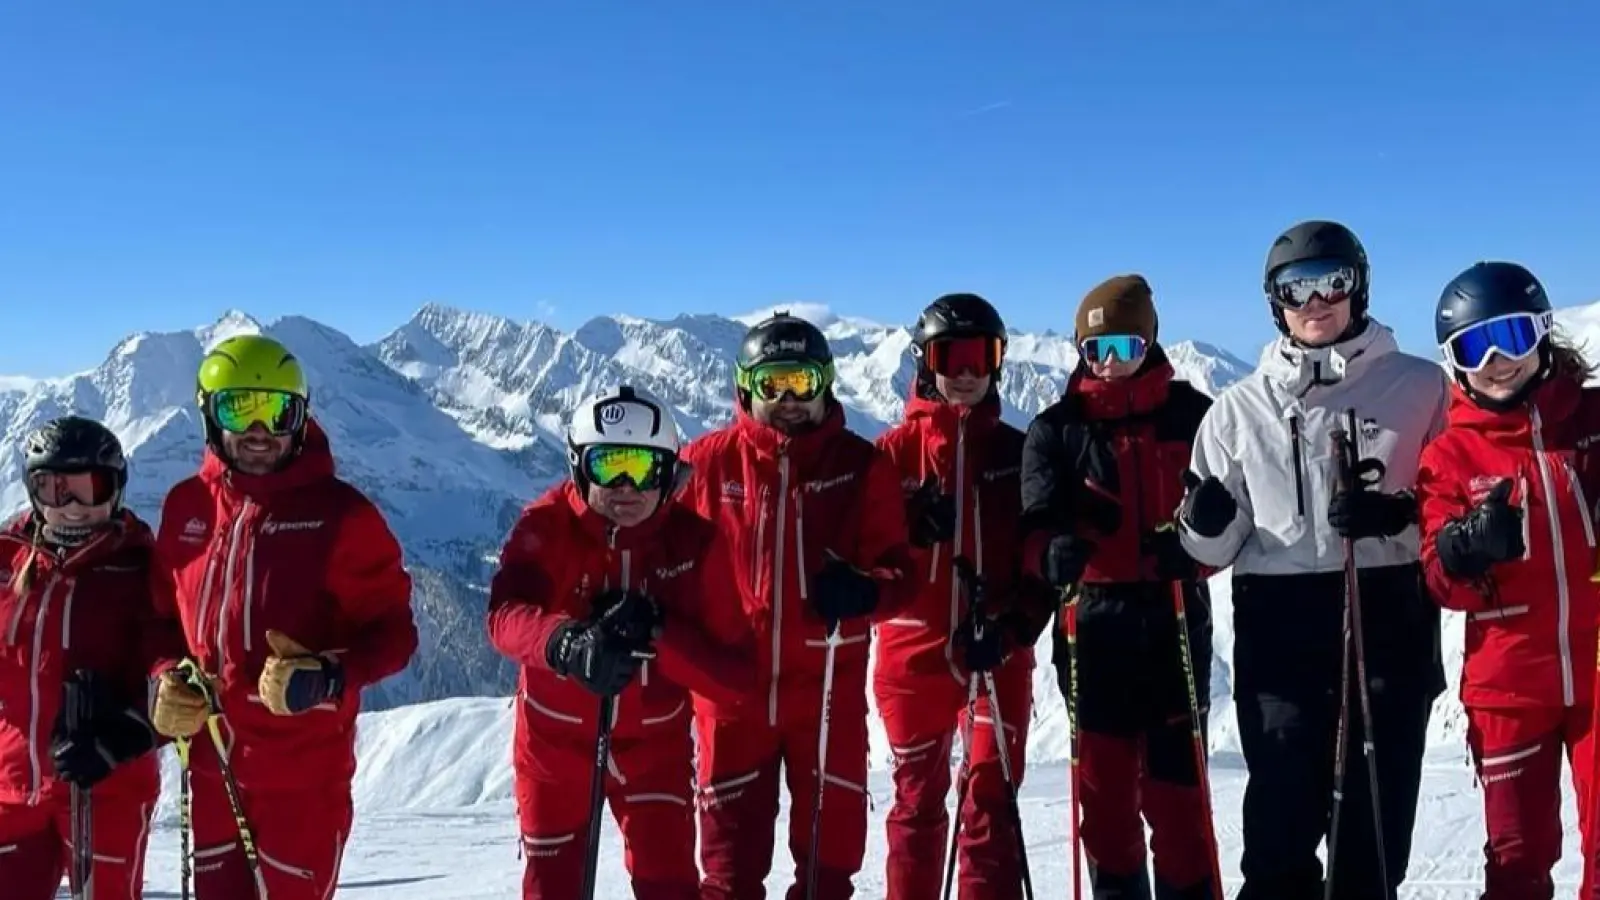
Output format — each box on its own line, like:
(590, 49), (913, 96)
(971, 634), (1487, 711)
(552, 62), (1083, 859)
(1087, 308), (1105, 327)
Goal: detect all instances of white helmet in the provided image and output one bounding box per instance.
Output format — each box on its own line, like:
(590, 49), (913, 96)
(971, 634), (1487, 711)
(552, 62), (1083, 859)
(566, 385), (685, 496)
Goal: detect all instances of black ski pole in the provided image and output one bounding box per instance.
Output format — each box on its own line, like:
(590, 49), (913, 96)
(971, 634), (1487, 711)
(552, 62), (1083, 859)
(579, 694), (617, 900)
(1326, 409), (1390, 899)
(65, 672), (95, 900)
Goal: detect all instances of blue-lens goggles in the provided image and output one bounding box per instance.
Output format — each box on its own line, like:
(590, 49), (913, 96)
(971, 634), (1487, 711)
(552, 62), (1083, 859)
(1443, 312), (1553, 373)
(1079, 334), (1148, 365)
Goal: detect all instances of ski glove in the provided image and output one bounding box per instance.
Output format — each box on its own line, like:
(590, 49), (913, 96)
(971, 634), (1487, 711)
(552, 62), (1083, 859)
(905, 475), (957, 549)
(1042, 535), (1094, 589)
(151, 669), (211, 739)
(546, 617), (650, 697)
(1144, 528), (1197, 581)
(812, 554), (880, 622)
(51, 672), (158, 789)
(954, 611), (1009, 673)
(589, 589), (664, 648)
(1328, 456), (1416, 540)
(259, 630), (345, 716)
(1179, 472), (1237, 539)
(1437, 480), (1524, 579)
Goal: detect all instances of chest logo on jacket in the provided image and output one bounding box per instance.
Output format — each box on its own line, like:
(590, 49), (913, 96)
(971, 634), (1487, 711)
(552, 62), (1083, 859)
(981, 465), (1020, 483)
(721, 481), (745, 504)
(654, 559), (695, 582)
(260, 517), (325, 536)
(803, 473), (854, 494)
(178, 516), (209, 546)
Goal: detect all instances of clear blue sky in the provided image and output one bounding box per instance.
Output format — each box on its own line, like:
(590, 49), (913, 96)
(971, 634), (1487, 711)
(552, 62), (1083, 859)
(3, 1), (1597, 376)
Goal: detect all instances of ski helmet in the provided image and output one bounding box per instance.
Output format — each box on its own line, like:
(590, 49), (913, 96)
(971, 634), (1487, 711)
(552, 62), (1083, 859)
(735, 311), (835, 406)
(22, 415), (129, 512)
(911, 293), (1007, 350)
(1263, 220), (1371, 335)
(1435, 261), (1551, 346)
(566, 385), (684, 499)
(195, 334), (311, 458)
(1435, 261), (1557, 407)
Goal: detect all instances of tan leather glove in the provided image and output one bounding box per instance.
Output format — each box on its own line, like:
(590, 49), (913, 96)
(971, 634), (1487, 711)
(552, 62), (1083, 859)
(259, 630), (344, 717)
(151, 670), (210, 738)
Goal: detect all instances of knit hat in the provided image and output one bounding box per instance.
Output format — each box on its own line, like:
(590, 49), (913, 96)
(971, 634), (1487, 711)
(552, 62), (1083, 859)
(1074, 275), (1158, 343)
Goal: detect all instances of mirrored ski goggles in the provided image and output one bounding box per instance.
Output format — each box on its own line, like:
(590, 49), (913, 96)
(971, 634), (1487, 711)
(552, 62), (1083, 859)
(1079, 334), (1148, 365)
(1269, 258), (1361, 310)
(27, 469), (118, 508)
(738, 360), (833, 402)
(925, 335), (1003, 376)
(1443, 311), (1553, 373)
(206, 388), (308, 435)
(581, 444), (672, 490)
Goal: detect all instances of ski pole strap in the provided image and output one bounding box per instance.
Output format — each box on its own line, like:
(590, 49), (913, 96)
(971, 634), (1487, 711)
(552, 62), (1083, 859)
(175, 659), (221, 714)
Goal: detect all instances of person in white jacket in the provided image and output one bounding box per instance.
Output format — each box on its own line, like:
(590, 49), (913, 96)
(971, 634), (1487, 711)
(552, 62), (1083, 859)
(1176, 220), (1449, 900)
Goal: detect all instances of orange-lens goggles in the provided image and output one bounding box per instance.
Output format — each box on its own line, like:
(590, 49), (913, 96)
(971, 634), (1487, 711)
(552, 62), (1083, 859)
(744, 361), (829, 402)
(925, 336), (1003, 377)
(27, 469), (118, 508)
(208, 388), (307, 435)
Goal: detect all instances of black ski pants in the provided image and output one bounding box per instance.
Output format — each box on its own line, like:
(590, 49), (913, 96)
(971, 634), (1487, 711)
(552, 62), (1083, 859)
(1232, 563), (1445, 900)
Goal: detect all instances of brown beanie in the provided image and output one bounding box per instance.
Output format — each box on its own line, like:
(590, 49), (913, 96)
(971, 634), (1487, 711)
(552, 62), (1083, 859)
(1074, 274), (1158, 343)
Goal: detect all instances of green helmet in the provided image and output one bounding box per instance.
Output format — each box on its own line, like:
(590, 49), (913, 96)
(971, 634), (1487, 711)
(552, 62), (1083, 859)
(197, 334), (309, 400)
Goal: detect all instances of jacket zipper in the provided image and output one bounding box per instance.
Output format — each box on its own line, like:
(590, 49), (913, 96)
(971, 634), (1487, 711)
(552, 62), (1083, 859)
(27, 574), (62, 804)
(1564, 460), (1596, 548)
(212, 499), (255, 669)
(1529, 407), (1576, 706)
(614, 528), (629, 722)
(752, 488), (769, 596)
(769, 451), (790, 727)
(945, 418), (967, 681)
(1289, 415), (1307, 517)
(1127, 395), (1150, 576)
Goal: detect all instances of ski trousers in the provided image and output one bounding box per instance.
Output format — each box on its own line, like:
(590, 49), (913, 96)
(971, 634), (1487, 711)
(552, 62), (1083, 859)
(1054, 579), (1217, 898)
(696, 664), (871, 900)
(0, 792), (154, 900)
(1232, 565), (1444, 900)
(874, 653), (1032, 900)
(1467, 703), (1599, 900)
(187, 770), (353, 900)
(515, 702), (699, 900)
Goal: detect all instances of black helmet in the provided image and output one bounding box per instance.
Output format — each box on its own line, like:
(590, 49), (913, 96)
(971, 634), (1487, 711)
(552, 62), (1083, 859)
(737, 311), (833, 369)
(911, 293), (1007, 350)
(1435, 261), (1551, 345)
(25, 415), (127, 478)
(1263, 220), (1371, 332)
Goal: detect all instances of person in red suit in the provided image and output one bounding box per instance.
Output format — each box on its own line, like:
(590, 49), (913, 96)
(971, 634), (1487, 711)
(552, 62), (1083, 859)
(1417, 261), (1600, 900)
(487, 384), (753, 900)
(148, 333), (418, 900)
(873, 293), (1054, 899)
(678, 311), (916, 900)
(0, 416), (183, 900)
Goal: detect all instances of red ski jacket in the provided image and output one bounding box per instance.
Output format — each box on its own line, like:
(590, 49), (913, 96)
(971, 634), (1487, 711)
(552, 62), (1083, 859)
(875, 390), (1047, 687)
(151, 419), (418, 789)
(1021, 351), (1213, 584)
(0, 511), (177, 808)
(1417, 371), (1600, 710)
(679, 401), (915, 724)
(487, 480), (755, 748)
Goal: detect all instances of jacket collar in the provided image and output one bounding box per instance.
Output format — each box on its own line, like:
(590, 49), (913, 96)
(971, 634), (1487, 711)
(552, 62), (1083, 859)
(731, 397), (848, 464)
(0, 508), (154, 571)
(559, 480), (673, 549)
(200, 418), (337, 502)
(1445, 369), (1583, 443)
(1261, 318), (1398, 398)
(1068, 344), (1175, 420)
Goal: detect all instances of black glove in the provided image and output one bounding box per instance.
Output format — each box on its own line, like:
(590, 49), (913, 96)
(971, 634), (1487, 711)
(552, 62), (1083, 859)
(905, 476), (956, 549)
(1437, 480), (1524, 578)
(546, 613), (652, 698)
(1041, 535), (1094, 589)
(1144, 528), (1197, 581)
(812, 555), (879, 622)
(954, 611), (1010, 673)
(1179, 471), (1237, 539)
(51, 672), (157, 790)
(1328, 458), (1415, 539)
(590, 589), (663, 647)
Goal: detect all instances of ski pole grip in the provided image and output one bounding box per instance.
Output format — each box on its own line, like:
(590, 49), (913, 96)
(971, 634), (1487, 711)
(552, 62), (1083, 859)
(175, 659), (219, 713)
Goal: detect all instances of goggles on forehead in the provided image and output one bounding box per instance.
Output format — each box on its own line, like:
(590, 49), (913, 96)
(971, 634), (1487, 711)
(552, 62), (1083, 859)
(581, 444), (672, 491)
(924, 335), (1003, 377)
(1443, 311), (1553, 373)
(1269, 258), (1361, 310)
(27, 469), (119, 508)
(207, 388), (307, 436)
(738, 360), (832, 403)
(1079, 334), (1148, 365)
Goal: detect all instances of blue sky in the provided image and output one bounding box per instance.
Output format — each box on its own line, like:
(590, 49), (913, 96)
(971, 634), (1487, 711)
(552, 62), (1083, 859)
(3, 1), (1597, 376)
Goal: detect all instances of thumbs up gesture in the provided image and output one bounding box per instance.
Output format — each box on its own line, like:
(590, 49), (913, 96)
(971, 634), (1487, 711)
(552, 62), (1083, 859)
(258, 630), (346, 716)
(1437, 479), (1525, 578)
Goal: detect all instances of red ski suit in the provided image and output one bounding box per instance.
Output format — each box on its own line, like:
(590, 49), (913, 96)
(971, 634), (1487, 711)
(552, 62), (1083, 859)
(151, 420), (418, 900)
(0, 511), (179, 900)
(486, 480), (755, 900)
(679, 401), (916, 900)
(1417, 372), (1600, 900)
(873, 391), (1042, 900)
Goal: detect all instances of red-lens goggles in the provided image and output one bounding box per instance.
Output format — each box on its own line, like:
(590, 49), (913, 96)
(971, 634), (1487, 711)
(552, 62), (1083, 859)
(925, 336), (1003, 377)
(27, 469), (119, 508)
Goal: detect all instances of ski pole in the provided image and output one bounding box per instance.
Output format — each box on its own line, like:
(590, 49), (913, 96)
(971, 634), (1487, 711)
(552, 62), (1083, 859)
(579, 695), (617, 900)
(940, 668), (981, 900)
(1063, 587), (1083, 900)
(64, 673), (95, 900)
(176, 732), (193, 900)
(804, 618), (842, 900)
(1166, 575), (1224, 899)
(1326, 410), (1390, 899)
(177, 660), (269, 899)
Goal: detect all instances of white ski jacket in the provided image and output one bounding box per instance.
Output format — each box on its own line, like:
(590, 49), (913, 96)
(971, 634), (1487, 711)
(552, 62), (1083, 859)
(1180, 319), (1450, 576)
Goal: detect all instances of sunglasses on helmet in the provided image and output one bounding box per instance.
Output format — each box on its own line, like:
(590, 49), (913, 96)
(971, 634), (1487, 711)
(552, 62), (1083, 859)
(738, 360), (832, 403)
(923, 335), (1004, 377)
(1269, 258), (1361, 310)
(1079, 334), (1148, 365)
(581, 444), (672, 491)
(206, 388), (307, 436)
(27, 469), (119, 508)
(1442, 311), (1553, 373)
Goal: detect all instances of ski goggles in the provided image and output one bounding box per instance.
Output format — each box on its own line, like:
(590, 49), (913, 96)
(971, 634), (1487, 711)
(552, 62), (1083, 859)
(1268, 258), (1361, 310)
(581, 444), (672, 490)
(738, 360), (832, 402)
(27, 469), (119, 508)
(206, 388), (307, 436)
(924, 335), (1004, 377)
(1079, 334), (1148, 365)
(1442, 311), (1553, 373)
